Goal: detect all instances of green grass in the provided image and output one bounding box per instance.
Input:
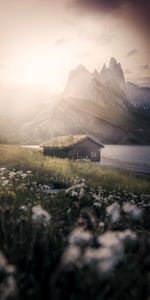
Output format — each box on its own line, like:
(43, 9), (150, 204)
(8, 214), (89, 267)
(0, 144), (150, 300)
(0, 144), (149, 194)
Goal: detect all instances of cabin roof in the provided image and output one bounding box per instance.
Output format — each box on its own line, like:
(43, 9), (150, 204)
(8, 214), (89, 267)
(41, 134), (104, 149)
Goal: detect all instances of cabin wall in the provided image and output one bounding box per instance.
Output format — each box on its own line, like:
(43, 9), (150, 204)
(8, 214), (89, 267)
(43, 147), (69, 158)
(75, 138), (100, 162)
(43, 138), (101, 162)
(69, 141), (100, 162)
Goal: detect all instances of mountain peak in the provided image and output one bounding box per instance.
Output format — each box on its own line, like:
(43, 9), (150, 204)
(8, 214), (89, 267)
(100, 64), (107, 78)
(63, 64), (92, 99)
(109, 57), (118, 67)
(93, 69), (99, 75)
(99, 58), (125, 91)
(67, 64), (89, 82)
(64, 57), (126, 99)
(76, 64), (88, 72)
(93, 69), (99, 79)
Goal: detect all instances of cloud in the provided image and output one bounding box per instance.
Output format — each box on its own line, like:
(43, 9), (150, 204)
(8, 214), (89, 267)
(54, 38), (68, 47)
(69, 0), (124, 12)
(140, 65), (150, 70)
(99, 33), (116, 46)
(69, 0), (150, 37)
(126, 49), (138, 58)
(76, 29), (116, 46)
(69, 0), (150, 15)
(75, 51), (91, 58)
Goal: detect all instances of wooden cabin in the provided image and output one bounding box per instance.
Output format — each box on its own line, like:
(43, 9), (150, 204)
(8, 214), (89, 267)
(42, 134), (104, 162)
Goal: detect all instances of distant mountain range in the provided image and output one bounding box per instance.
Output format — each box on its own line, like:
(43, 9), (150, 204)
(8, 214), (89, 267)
(0, 58), (150, 144)
(126, 82), (150, 113)
(20, 57), (150, 145)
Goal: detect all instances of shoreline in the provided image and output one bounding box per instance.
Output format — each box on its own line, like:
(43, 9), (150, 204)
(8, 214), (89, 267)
(100, 158), (150, 174)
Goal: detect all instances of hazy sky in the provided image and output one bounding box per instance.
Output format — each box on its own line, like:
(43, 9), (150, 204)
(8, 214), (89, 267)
(0, 0), (149, 92)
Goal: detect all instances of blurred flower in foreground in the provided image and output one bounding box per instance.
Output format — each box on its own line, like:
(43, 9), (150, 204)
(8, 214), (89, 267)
(93, 202), (102, 209)
(68, 227), (93, 247)
(92, 193), (103, 202)
(106, 202), (120, 223)
(9, 171), (16, 178)
(0, 251), (17, 300)
(123, 203), (142, 220)
(62, 245), (81, 266)
(93, 202), (102, 217)
(84, 230), (136, 275)
(32, 205), (51, 226)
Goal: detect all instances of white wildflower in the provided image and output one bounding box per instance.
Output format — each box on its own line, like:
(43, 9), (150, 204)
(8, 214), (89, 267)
(132, 194), (138, 198)
(78, 187), (85, 200)
(92, 193), (103, 202)
(19, 205), (28, 212)
(142, 203), (150, 207)
(123, 203), (142, 220)
(107, 194), (113, 202)
(84, 247), (112, 265)
(62, 245), (81, 265)
(31, 181), (37, 186)
(98, 230), (136, 248)
(42, 185), (50, 189)
(20, 183), (26, 188)
(9, 171), (16, 178)
(71, 190), (78, 197)
(21, 173), (27, 179)
(86, 230), (137, 274)
(106, 202), (120, 223)
(0, 167), (6, 172)
(93, 202), (102, 209)
(68, 227), (93, 246)
(0, 251), (17, 299)
(103, 197), (108, 204)
(118, 229), (137, 242)
(14, 178), (19, 182)
(41, 185), (53, 193)
(26, 170), (32, 174)
(98, 231), (123, 250)
(81, 178), (85, 183)
(99, 222), (105, 231)
(16, 170), (23, 175)
(67, 208), (72, 215)
(1, 180), (9, 186)
(32, 205), (51, 226)
(84, 242), (124, 275)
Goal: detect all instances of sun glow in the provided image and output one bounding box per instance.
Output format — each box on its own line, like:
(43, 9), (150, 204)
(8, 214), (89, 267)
(6, 45), (74, 92)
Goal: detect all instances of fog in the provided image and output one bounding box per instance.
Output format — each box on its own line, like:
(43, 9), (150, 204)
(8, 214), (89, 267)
(0, 0), (149, 91)
(0, 0), (149, 144)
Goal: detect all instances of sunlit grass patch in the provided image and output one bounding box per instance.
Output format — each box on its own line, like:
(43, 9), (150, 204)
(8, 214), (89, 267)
(0, 145), (149, 194)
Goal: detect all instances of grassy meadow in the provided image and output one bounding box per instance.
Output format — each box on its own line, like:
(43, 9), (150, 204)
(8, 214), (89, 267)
(0, 145), (150, 193)
(0, 145), (150, 300)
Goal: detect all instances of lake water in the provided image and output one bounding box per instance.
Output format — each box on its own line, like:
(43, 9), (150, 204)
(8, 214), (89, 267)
(101, 145), (150, 166)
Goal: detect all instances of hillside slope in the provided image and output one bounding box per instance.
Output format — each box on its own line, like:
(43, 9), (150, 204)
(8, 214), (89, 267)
(17, 58), (150, 144)
(0, 115), (19, 144)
